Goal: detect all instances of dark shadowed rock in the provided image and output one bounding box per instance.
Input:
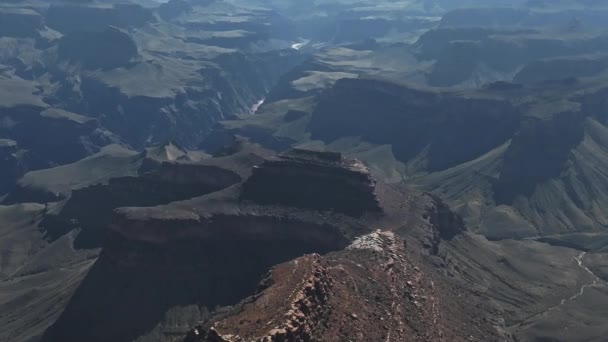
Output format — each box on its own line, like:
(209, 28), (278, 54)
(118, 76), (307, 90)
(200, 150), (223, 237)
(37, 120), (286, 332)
(41, 160), (242, 248)
(0, 139), (24, 195)
(0, 8), (44, 38)
(0, 106), (119, 198)
(494, 111), (586, 204)
(241, 149), (382, 216)
(57, 26), (139, 70)
(515, 54), (608, 84)
(309, 78), (521, 172)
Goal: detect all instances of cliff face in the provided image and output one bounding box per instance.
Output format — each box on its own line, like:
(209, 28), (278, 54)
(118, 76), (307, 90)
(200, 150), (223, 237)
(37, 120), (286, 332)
(56, 49), (303, 150)
(44, 206), (354, 342)
(241, 149), (381, 216)
(0, 140), (25, 195)
(145, 162), (242, 189)
(293, 76), (608, 237)
(41, 161), (242, 247)
(494, 111), (586, 204)
(0, 106), (117, 170)
(0, 106), (119, 197)
(42, 223), (348, 342)
(111, 210), (351, 248)
(309, 78), (521, 172)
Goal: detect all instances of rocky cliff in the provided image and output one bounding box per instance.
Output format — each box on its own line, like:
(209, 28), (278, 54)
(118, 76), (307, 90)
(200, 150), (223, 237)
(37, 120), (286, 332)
(266, 76), (608, 238)
(41, 159), (243, 247)
(241, 149), (381, 216)
(0, 139), (25, 195)
(309, 78), (521, 172)
(182, 231), (462, 342)
(173, 219), (508, 342)
(41, 146), (505, 342)
(218, 73), (608, 241)
(0, 105), (119, 197)
(0, 106), (117, 169)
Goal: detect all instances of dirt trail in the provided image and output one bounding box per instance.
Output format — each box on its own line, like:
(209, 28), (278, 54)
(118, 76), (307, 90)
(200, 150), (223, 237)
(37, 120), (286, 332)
(510, 251), (602, 329)
(560, 252), (600, 304)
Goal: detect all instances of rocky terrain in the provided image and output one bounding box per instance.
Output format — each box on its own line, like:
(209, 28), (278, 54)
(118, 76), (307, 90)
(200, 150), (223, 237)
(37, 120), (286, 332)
(40, 146), (507, 342)
(215, 71), (608, 241)
(23, 143), (601, 342)
(198, 38), (608, 342)
(4, 1), (608, 342)
(0, 0), (305, 198)
(181, 231), (474, 342)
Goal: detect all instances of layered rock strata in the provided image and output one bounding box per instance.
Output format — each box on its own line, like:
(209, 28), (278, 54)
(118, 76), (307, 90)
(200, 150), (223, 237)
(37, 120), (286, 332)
(241, 149), (381, 215)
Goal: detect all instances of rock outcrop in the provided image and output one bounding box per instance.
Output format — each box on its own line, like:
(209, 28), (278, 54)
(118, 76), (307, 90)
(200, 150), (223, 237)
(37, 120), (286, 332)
(241, 149), (382, 216)
(494, 111), (586, 204)
(309, 78), (521, 172)
(181, 231), (492, 342)
(0, 107), (117, 168)
(183, 253), (333, 342)
(41, 160), (242, 247)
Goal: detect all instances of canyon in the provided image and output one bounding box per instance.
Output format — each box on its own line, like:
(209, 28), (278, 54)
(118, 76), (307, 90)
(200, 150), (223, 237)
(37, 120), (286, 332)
(3, 1), (608, 342)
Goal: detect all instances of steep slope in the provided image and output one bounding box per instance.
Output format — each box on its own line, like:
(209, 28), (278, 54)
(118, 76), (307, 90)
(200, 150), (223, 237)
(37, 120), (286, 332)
(0, 204), (97, 342)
